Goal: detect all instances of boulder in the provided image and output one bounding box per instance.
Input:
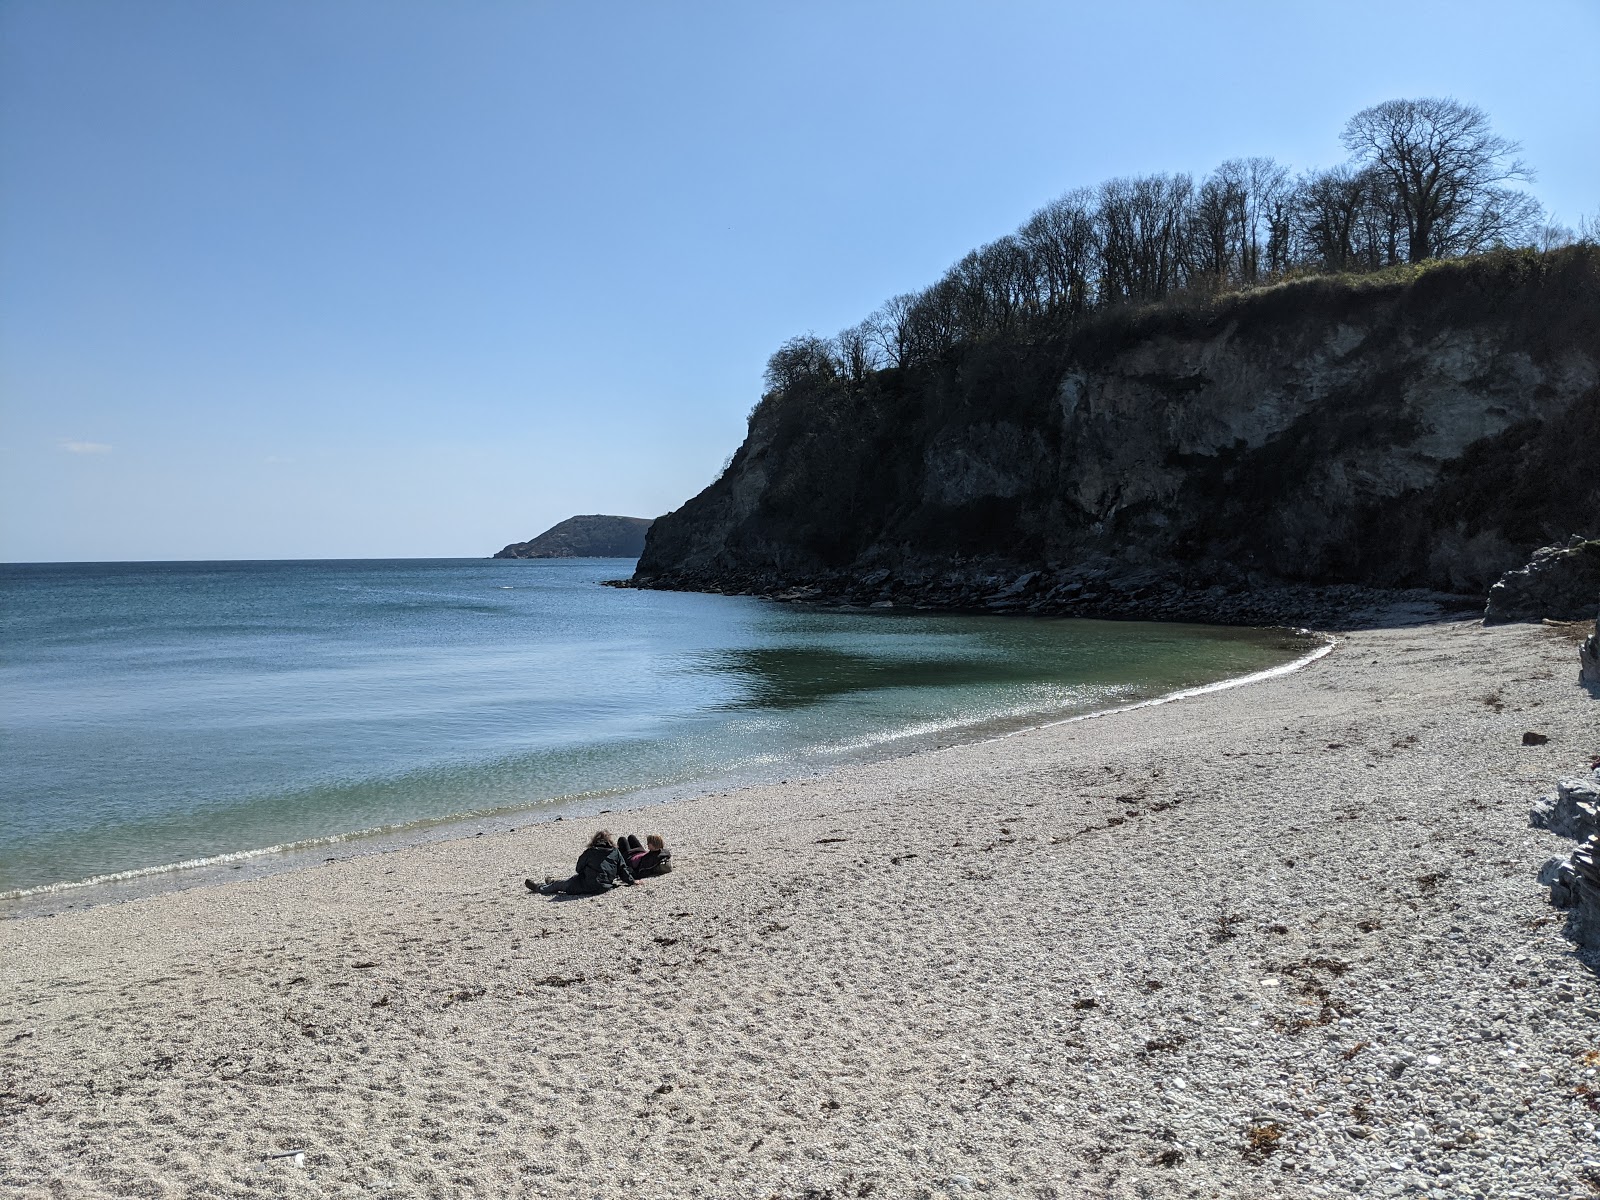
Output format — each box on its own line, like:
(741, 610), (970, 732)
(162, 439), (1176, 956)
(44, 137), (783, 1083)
(1484, 535), (1600, 623)
(1529, 775), (1600, 840)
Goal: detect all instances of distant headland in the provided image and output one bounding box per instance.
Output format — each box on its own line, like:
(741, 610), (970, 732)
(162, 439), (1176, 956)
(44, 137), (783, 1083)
(493, 515), (655, 559)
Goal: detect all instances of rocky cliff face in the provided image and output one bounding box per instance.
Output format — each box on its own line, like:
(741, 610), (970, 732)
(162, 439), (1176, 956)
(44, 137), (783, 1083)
(494, 515), (654, 559)
(635, 250), (1599, 612)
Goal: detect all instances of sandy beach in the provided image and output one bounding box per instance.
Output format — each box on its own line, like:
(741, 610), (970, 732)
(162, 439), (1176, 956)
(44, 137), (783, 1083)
(2, 615), (1597, 1199)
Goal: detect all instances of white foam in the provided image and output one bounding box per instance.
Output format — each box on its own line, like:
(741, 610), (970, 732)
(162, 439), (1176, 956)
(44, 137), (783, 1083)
(997, 632), (1336, 741)
(0, 828), (382, 901)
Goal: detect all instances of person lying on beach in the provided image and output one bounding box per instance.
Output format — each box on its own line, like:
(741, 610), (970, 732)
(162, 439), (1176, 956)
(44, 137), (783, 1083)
(616, 833), (672, 877)
(525, 830), (635, 895)
(632, 833), (672, 877)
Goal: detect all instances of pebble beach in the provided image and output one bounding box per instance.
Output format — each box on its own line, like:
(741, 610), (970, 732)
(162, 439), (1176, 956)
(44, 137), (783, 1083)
(2, 614), (1597, 1199)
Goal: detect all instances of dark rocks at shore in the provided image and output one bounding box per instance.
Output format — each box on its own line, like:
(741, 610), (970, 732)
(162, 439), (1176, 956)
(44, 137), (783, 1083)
(609, 563), (1480, 631)
(494, 515), (655, 559)
(1484, 535), (1600, 624)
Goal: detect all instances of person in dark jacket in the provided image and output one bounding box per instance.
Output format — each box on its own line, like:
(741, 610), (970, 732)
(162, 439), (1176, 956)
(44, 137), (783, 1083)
(632, 833), (672, 877)
(526, 830), (635, 895)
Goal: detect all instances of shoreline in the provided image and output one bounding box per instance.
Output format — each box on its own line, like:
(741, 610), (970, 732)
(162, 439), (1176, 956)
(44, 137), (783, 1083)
(3, 614), (1596, 1198)
(2, 621), (1330, 920)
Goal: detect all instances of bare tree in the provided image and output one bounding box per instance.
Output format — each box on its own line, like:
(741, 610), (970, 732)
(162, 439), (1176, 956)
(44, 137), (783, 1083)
(1211, 157), (1290, 282)
(1295, 166), (1369, 271)
(1096, 173), (1194, 304)
(904, 280), (962, 362)
(862, 293), (919, 369)
(763, 333), (840, 395)
(1341, 97), (1534, 262)
(834, 322), (877, 387)
(1433, 185), (1543, 255)
(1189, 170), (1246, 289)
(942, 236), (1038, 337)
(1535, 221), (1577, 252)
(1018, 189), (1099, 320)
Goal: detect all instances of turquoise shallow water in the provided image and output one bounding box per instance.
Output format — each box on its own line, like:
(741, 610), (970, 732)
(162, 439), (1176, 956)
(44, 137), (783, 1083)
(0, 558), (1314, 896)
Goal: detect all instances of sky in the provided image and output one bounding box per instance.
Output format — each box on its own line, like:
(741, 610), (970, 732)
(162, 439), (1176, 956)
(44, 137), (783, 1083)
(3, 0), (1597, 562)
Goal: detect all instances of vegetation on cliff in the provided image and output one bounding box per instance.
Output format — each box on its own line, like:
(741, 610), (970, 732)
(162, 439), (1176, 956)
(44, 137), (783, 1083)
(762, 99), (1570, 398)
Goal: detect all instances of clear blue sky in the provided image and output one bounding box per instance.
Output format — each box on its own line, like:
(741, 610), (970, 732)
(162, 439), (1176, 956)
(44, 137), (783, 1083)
(3, 0), (1596, 561)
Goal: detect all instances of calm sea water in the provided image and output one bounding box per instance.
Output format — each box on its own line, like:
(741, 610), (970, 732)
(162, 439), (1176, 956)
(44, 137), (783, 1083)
(0, 558), (1314, 899)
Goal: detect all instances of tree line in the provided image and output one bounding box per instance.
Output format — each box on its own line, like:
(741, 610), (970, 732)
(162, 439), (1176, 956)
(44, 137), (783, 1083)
(765, 98), (1586, 395)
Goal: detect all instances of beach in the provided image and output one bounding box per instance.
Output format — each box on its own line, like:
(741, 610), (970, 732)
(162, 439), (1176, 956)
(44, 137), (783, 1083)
(2, 615), (1596, 1199)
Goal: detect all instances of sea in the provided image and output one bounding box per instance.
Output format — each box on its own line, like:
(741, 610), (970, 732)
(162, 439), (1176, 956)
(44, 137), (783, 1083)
(0, 558), (1318, 909)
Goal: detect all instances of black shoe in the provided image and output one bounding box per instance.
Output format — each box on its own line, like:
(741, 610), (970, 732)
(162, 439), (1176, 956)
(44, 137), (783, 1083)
(524, 878), (538, 893)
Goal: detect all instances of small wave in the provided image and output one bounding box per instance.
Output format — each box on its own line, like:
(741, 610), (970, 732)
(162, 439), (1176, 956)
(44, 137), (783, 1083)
(0, 828), (397, 900)
(996, 632), (1336, 740)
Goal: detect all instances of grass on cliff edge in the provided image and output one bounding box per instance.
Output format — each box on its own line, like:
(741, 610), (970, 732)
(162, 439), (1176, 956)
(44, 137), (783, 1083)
(1068, 244), (1600, 365)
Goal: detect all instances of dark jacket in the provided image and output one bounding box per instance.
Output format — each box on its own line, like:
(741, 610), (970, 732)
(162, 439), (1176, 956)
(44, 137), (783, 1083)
(633, 847), (673, 877)
(572, 845), (634, 894)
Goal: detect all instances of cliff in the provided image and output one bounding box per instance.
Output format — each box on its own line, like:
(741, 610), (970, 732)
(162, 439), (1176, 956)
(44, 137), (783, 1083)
(494, 515), (654, 559)
(633, 248), (1600, 618)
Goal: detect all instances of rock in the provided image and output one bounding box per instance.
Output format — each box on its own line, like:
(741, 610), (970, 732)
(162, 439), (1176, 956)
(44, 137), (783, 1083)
(1522, 731), (1549, 746)
(494, 515), (656, 559)
(1537, 769), (1600, 943)
(1484, 535), (1600, 623)
(991, 571), (1040, 599)
(1529, 775), (1600, 839)
(1568, 838), (1600, 945)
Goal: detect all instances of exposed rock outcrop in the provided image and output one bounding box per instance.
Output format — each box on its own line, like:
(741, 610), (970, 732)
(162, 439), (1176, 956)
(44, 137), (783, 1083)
(494, 515), (654, 559)
(1483, 536), (1600, 623)
(1535, 769), (1600, 946)
(633, 249), (1600, 618)
(1531, 772), (1600, 842)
